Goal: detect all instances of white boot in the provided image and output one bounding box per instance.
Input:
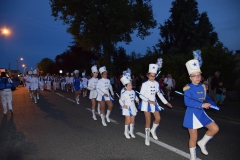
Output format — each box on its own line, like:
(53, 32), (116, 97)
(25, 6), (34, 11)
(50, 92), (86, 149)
(106, 110), (111, 122)
(124, 125), (130, 139)
(34, 96), (37, 103)
(37, 93), (39, 99)
(150, 123), (159, 140)
(197, 134), (212, 155)
(145, 128), (150, 146)
(76, 95), (79, 104)
(97, 104), (100, 114)
(92, 110), (97, 120)
(189, 147), (197, 160)
(129, 124), (135, 138)
(30, 92), (33, 98)
(101, 114), (107, 126)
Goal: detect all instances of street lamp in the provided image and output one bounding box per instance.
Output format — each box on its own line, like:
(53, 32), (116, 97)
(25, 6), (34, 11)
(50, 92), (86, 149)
(1, 28), (11, 36)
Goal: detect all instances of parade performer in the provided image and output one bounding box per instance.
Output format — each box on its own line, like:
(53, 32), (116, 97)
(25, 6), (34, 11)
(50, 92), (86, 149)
(60, 75), (66, 90)
(69, 73), (74, 92)
(73, 70), (82, 104)
(31, 70), (39, 103)
(65, 72), (70, 91)
(96, 66), (114, 126)
(82, 71), (88, 97)
(184, 50), (219, 160)
(119, 75), (139, 139)
(45, 73), (52, 90)
(138, 59), (172, 146)
(38, 72), (44, 91)
(26, 70), (33, 98)
(87, 65), (100, 120)
(51, 75), (57, 91)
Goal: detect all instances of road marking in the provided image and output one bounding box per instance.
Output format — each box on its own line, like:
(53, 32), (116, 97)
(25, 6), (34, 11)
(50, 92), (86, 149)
(66, 98), (76, 103)
(56, 93), (64, 97)
(136, 132), (202, 160)
(86, 108), (119, 124)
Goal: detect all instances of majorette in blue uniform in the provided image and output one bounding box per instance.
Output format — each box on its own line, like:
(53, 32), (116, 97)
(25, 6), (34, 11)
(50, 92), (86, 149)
(184, 50), (219, 160)
(73, 70), (82, 104)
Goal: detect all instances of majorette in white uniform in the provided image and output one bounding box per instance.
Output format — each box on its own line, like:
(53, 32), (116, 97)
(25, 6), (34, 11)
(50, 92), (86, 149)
(45, 73), (51, 90)
(87, 65), (100, 120)
(30, 69), (39, 103)
(139, 59), (172, 146)
(65, 72), (70, 91)
(69, 73), (74, 92)
(38, 74), (44, 91)
(119, 75), (139, 139)
(96, 66), (114, 126)
(60, 76), (66, 90)
(26, 70), (33, 98)
(82, 71), (88, 97)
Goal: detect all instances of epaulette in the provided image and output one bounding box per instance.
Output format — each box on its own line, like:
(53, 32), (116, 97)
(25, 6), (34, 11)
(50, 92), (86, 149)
(183, 85), (190, 91)
(202, 84), (206, 91)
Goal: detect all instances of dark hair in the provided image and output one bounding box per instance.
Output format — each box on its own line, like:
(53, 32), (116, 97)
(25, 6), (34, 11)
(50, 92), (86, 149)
(0, 72), (6, 77)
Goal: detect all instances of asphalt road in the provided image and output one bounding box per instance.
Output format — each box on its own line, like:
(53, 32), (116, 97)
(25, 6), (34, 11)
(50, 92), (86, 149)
(0, 87), (239, 160)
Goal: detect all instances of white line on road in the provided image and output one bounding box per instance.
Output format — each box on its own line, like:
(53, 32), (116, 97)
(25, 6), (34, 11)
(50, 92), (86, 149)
(56, 93), (64, 97)
(136, 132), (202, 160)
(66, 98), (76, 103)
(86, 108), (119, 124)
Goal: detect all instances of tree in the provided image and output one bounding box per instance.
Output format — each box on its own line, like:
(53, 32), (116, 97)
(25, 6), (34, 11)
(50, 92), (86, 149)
(50, 0), (157, 70)
(157, 0), (218, 55)
(111, 46), (129, 76)
(54, 46), (99, 74)
(37, 58), (55, 75)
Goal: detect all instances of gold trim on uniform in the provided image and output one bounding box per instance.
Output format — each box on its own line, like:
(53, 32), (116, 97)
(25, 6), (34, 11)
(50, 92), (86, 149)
(183, 85), (190, 91)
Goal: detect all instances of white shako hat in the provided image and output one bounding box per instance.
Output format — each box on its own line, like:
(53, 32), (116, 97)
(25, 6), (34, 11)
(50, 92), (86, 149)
(120, 76), (130, 85)
(33, 70), (38, 74)
(66, 72), (69, 75)
(28, 70), (33, 74)
(74, 70), (79, 74)
(71, 73), (73, 76)
(148, 64), (158, 74)
(185, 59), (202, 75)
(99, 66), (107, 74)
(82, 71), (85, 76)
(91, 65), (98, 73)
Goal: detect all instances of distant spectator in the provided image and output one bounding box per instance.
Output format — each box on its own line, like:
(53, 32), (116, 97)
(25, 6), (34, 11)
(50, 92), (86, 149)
(164, 73), (174, 101)
(131, 75), (136, 90)
(0, 72), (14, 115)
(216, 81), (226, 108)
(210, 71), (221, 103)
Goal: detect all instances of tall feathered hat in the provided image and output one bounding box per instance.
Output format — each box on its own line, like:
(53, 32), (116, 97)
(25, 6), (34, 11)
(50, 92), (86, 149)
(99, 66), (107, 74)
(91, 65), (98, 73)
(186, 50), (202, 75)
(155, 58), (163, 77)
(123, 68), (131, 80)
(33, 69), (38, 74)
(82, 70), (86, 76)
(74, 70), (79, 74)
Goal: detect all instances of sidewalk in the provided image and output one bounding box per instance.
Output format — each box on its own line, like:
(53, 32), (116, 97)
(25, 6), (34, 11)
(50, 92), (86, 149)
(169, 95), (240, 123)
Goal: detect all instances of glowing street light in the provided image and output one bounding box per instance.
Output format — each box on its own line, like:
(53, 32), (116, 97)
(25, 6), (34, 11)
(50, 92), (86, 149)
(22, 64), (27, 75)
(1, 28), (11, 36)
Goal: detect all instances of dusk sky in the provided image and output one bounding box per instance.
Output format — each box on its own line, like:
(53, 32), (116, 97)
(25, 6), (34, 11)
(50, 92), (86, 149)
(0, 0), (239, 73)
